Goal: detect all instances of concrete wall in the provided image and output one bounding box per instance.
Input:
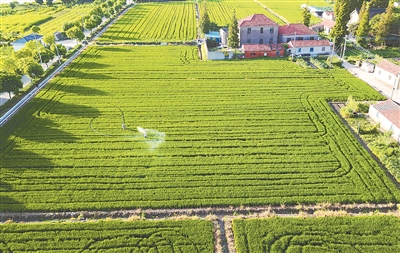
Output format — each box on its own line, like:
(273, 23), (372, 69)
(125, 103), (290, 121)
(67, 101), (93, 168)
(207, 51), (233, 60)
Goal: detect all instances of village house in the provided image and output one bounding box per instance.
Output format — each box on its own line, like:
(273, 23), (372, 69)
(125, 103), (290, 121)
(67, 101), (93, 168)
(238, 14), (279, 45)
(11, 33), (43, 51)
(322, 11), (334, 20)
(374, 59), (400, 90)
(368, 99), (400, 143)
(286, 39), (332, 56)
(348, 8), (386, 25)
(310, 19), (335, 35)
(278, 23), (318, 43)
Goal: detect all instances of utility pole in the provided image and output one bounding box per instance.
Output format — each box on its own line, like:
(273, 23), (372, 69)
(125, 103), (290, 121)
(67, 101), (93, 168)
(330, 37), (335, 68)
(341, 36), (347, 60)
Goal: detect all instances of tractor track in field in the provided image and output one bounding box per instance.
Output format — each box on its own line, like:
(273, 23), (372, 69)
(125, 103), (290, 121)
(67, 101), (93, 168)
(1, 203), (399, 253)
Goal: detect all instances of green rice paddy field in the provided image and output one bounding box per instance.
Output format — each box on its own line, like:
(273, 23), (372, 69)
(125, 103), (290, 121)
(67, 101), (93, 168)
(1, 46), (398, 212)
(233, 216), (400, 252)
(0, 219), (214, 252)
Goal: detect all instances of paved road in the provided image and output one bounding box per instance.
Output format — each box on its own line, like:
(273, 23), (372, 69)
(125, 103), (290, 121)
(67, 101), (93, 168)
(342, 61), (400, 104)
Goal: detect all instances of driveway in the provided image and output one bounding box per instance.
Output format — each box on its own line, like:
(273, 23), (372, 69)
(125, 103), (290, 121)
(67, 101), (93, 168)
(342, 61), (400, 103)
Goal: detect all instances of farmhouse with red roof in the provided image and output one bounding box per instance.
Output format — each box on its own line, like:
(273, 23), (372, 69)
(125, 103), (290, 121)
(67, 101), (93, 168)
(374, 59), (400, 89)
(310, 19), (335, 35)
(278, 24), (318, 43)
(237, 14), (332, 58)
(286, 40), (332, 56)
(242, 44), (285, 58)
(369, 99), (400, 143)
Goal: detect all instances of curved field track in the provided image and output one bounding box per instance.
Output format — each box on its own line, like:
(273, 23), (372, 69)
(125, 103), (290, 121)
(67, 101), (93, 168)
(0, 46), (399, 212)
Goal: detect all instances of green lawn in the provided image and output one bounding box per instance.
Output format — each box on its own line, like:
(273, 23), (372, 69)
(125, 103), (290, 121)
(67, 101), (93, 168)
(0, 46), (398, 212)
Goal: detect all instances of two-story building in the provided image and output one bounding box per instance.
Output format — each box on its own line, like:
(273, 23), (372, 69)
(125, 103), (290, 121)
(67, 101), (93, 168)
(238, 14), (279, 45)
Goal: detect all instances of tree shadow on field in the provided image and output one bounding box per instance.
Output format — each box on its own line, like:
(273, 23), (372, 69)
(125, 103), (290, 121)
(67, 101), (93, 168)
(71, 72), (112, 80)
(17, 117), (79, 143)
(73, 62), (111, 70)
(1, 140), (55, 213)
(98, 47), (133, 52)
(37, 98), (101, 118)
(63, 84), (108, 96)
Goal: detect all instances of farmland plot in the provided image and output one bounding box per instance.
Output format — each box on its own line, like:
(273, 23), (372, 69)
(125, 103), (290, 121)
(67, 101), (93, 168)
(233, 216), (400, 252)
(0, 46), (399, 212)
(204, 0), (285, 26)
(98, 3), (196, 43)
(0, 219), (214, 252)
(259, 0), (330, 24)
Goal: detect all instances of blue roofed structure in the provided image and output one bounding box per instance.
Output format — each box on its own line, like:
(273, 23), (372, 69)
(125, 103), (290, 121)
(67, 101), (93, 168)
(11, 34), (43, 51)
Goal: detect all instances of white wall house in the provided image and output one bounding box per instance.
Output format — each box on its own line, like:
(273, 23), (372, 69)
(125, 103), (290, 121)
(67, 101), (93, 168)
(220, 28), (228, 46)
(11, 34), (43, 51)
(286, 39), (332, 56)
(310, 20), (335, 35)
(374, 59), (400, 90)
(369, 100), (400, 143)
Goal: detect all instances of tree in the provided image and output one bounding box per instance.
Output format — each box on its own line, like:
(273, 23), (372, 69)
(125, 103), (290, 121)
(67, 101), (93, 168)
(38, 49), (55, 68)
(302, 7), (311, 27)
(63, 22), (75, 32)
(228, 10), (239, 48)
(31, 26), (43, 65)
(0, 73), (23, 99)
(50, 43), (67, 60)
(9, 1), (18, 9)
(66, 26), (85, 44)
(356, 2), (370, 46)
(200, 4), (211, 34)
(46, 0), (53, 6)
(24, 62), (44, 85)
(84, 15), (102, 30)
(330, 0), (351, 45)
(373, 3), (394, 45)
(43, 34), (55, 47)
(35, 0), (44, 4)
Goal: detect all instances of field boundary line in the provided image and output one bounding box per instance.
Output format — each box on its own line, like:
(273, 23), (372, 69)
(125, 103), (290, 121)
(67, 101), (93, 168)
(1, 203), (398, 223)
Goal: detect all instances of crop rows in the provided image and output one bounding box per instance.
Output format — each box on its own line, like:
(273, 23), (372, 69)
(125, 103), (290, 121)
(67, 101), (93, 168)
(0, 46), (398, 212)
(259, 0), (329, 24)
(1, 4), (94, 38)
(233, 216), (400, 252)
(203, 0), (285, 26)
(0, 219), (214, 252)
(98, 3), (196, 43)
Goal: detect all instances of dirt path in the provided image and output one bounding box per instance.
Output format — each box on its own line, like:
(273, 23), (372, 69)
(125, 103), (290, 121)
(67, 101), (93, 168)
(1, 203), (398, 253)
